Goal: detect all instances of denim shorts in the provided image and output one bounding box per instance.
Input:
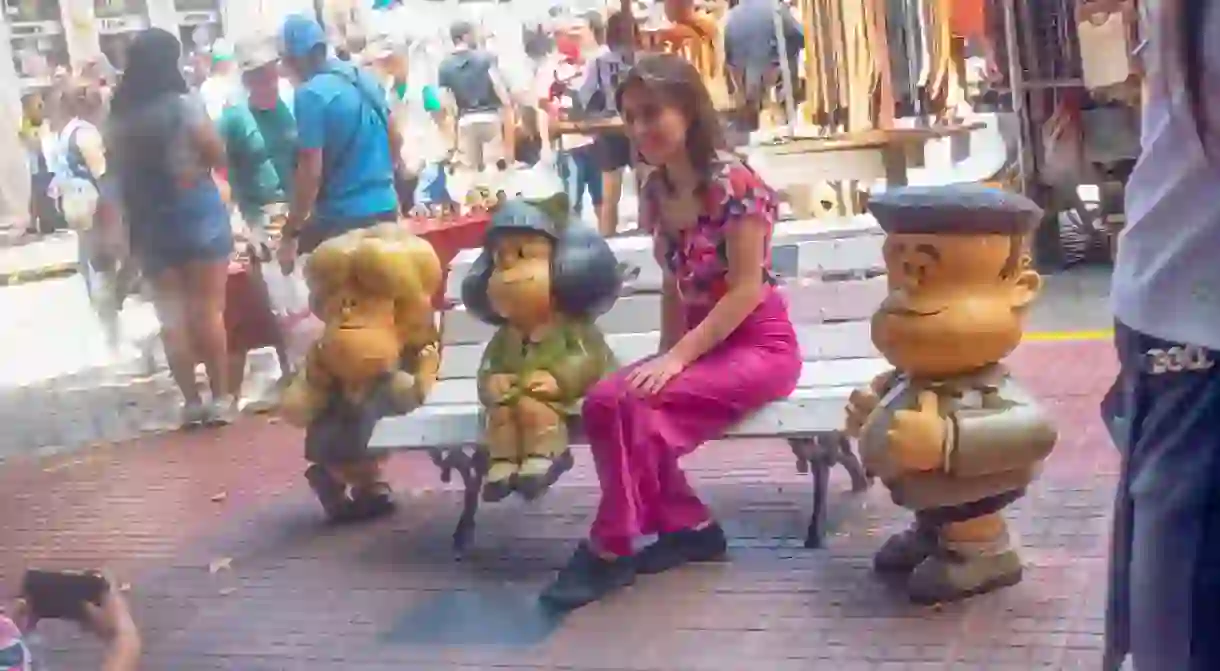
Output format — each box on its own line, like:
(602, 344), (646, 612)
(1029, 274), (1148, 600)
(133, 183), (234, 276)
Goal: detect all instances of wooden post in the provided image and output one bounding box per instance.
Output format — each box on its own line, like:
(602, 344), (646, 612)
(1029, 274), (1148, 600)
(1001, 0), (1029, 194)
(621, 0), (635, 57)
(773, 0), (796, 137)
(0, 17), (29, 232)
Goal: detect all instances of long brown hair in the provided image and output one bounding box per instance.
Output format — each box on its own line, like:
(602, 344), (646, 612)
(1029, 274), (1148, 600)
(615, 53), (726, 190)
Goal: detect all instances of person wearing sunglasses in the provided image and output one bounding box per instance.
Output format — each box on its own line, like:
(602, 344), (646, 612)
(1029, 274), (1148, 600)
(541, 53), (801, 610)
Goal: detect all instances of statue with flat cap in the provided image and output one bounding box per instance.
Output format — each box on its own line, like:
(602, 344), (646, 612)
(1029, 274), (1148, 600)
(845, 184), (1059, 604)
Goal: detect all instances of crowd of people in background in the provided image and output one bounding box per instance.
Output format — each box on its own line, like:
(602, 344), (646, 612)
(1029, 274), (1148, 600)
(13, 4), (692, 429)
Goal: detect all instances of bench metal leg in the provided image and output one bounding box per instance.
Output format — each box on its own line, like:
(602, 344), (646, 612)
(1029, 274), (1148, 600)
(806, 438), (832, 549)
(428, 447), (488, 559)
(789, 434), (874, 549)
(836, 433), (872, 493)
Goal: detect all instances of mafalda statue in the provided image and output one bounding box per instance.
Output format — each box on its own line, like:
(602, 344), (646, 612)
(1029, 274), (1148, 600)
(462, 193), (621, 502)
(845, 185), (1058, 604)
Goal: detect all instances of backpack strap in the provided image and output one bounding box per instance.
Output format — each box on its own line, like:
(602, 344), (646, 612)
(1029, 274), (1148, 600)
(316, 65), (393, 204)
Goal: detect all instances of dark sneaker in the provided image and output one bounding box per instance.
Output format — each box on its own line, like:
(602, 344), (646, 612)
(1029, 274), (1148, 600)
(304, 464), (357, 523)
(635, 523), (729, 575)
(347, 483), (398, 521)
(539, 542), (636, 611)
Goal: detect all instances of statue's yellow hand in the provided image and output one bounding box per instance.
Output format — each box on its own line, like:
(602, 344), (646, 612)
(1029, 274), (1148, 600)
(386, 370), (421, 413)
(525, 371), (561, 399)
(280, 374), (324, 428)
(885, 391), (947, 472)
(844, 388), (880, 438)
(485, 374), (518, 403)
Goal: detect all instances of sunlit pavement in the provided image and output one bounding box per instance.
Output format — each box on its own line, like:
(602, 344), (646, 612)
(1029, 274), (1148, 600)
(0, 269), (296, 461)
(0, 339), (1116, 669)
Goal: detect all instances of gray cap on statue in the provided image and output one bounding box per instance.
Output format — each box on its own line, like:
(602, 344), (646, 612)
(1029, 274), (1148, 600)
(867, 184), (1044, 236)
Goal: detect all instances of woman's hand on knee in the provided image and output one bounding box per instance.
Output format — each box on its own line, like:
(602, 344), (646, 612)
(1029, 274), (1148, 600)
(625, 353), (688, 396)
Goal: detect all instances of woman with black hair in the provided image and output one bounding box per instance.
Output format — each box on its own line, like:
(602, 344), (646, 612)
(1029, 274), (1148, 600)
(107, 29), (235, 428)
(1104, 1), (1220, 669)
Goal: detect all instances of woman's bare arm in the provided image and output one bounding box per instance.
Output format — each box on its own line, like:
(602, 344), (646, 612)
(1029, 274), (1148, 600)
(77, 126), (107, 178)
(191, 118), (227, 172)
(100, 627), (141, 671)
(667, 218), (768, 364)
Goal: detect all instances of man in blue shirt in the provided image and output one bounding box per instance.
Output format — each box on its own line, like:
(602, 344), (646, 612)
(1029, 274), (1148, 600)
(276, 14), (404, 271)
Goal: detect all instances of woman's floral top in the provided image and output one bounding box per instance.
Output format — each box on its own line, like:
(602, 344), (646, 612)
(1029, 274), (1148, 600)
(639, 156), (781, 308)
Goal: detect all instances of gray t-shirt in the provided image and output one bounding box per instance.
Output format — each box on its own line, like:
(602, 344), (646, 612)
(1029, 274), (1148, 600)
(438, 49), (501, 116)
(724, 0), (804, 97)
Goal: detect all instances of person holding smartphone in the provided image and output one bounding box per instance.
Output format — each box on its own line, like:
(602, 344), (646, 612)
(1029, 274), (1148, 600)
(5, 580), (141, 671)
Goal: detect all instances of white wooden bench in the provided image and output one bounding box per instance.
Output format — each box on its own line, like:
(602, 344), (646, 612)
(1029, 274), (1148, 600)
(368, 216), (891, 555)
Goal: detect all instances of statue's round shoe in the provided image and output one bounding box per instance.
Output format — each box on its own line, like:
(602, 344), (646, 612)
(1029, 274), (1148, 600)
(539, 541), (636, 611)
(482, 460), (519, 502)
(873, 525), (938, 574)
(515, 456), (560, 501)
(906, 549), (1024, 605)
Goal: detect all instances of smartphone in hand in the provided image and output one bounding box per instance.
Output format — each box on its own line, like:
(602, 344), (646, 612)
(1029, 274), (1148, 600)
(20, 570), (108, 622)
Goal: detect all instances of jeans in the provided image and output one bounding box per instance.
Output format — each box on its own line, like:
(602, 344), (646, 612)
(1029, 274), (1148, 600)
(1103, 321), (1220, 671)
(413, 163), (450, 207)
(558, 145), (602, 215)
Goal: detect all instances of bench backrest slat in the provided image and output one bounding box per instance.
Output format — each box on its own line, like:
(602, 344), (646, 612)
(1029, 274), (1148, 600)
(441, 293), (666, 346)
(439, 273), (885, 348)
(443, 215), (884, 301)
(428, 354), (891, 405)
(438, 320), (879, 381)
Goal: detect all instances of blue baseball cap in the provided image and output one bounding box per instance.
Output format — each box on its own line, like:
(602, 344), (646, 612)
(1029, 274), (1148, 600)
(279, 14), (327, 59)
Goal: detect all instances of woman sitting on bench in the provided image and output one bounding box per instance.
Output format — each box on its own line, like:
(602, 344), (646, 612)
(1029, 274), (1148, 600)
(541, 53), (802, 610)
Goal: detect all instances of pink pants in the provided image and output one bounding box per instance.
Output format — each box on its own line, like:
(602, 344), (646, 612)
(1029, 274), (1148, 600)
(582, 288), (802, 556)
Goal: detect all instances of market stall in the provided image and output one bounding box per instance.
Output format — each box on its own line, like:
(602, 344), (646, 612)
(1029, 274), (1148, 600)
(403, 212), (491, 308)
(607, 0), (984, 211)
(979, 0), (1142, 267)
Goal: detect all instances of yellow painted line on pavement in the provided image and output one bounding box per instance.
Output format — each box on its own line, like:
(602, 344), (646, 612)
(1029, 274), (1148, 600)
(0, 262), (77, 287)
(1024, 329), (1113, 343)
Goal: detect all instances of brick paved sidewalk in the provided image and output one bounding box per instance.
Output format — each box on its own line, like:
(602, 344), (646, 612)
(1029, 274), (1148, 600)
(0, 340), (1117, 670)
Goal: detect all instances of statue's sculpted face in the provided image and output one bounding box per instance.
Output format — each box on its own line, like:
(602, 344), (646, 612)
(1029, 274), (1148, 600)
(316, 284), (402, 385)
(871, 233), (1042, 378)
(306, 234), (430, 387)
(487, 231), (555, 331)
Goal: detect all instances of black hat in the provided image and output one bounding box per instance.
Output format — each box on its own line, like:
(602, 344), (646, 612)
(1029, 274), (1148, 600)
(867, 184), (1044, 236)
